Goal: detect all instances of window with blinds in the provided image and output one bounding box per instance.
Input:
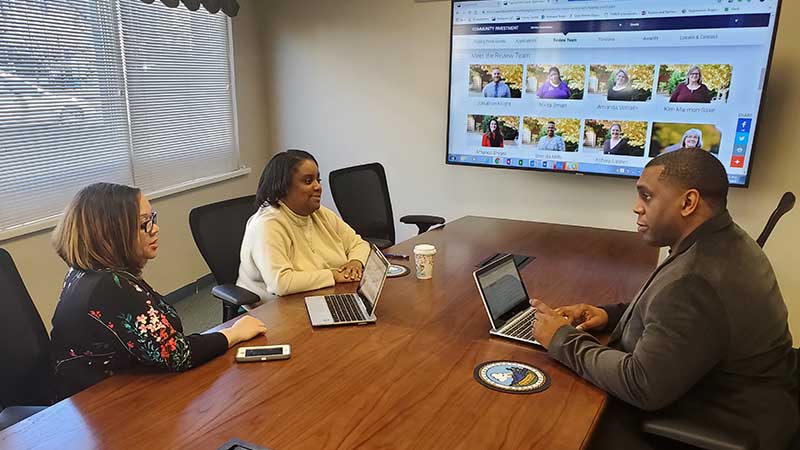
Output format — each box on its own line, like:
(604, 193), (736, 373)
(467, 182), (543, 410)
(0, 0), (239, 238)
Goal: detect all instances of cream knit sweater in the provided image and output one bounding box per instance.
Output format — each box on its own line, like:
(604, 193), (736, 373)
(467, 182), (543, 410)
(236, 202), (370, 299)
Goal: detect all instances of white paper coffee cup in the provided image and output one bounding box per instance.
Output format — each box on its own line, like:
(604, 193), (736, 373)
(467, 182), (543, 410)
(413, 244), (437, 280)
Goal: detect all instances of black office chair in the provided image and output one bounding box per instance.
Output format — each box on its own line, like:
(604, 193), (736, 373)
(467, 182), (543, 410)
(757, 191), (795, 248)
(640, 192), (797, 450)
(0, 248), (52, 431)
(189, 195), (262, 322)
(328, 162), (445, 250)
(640, 414), (757, 450)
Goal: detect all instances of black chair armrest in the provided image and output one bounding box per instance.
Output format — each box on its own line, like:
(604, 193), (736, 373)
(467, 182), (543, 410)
(641, 414), (757, 450)
(0, 406), (47, 432)
(364, 237), (394, 250)
(400, 215), (446, 234)
(211, 284), (261, 307)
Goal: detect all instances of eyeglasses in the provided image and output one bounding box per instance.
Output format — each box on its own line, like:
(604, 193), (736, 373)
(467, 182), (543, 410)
(140, 211), (158, 233)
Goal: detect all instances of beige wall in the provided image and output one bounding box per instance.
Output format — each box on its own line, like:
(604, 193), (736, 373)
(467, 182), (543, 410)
(0, 8), (270, 329)
(258, 1), (800, 339)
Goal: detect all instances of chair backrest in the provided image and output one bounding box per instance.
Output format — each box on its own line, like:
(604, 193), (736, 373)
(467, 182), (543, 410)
(0, 248), (53, 406)
(328, 163), (395, 246)
(756, 192), (795, 248)
(189, 195), (258, 285)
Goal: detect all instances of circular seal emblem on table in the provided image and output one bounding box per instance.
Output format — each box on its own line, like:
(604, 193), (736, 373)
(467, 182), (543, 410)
(386, 264), (410, 278)
(473, 360), (550, 394)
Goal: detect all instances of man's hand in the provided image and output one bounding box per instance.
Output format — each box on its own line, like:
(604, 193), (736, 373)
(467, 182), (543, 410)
(531, 299), (571, 350)
(333, 260), (363, 283)
(553, 303), (609, 331)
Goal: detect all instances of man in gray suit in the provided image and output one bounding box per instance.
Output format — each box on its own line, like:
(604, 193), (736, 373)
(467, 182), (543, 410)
(532, 148), (798, 449)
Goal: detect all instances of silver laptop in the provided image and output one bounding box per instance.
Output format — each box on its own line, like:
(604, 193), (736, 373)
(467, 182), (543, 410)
(473, 253), (540, 346)
(305, 245), (390, 326)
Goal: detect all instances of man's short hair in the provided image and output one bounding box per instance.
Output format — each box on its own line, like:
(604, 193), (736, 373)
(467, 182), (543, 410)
(547, 121), (555, 126)
(645, 148), (729, 212)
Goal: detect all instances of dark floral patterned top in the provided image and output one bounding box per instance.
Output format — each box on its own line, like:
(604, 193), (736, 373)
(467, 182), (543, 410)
(50, 269), (228, 400)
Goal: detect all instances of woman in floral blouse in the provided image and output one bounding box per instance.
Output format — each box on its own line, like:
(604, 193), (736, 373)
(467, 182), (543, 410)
(50, 183), (267, 399)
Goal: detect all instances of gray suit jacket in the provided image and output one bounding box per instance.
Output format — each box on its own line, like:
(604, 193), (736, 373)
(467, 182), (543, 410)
(549, 211), (798, 449)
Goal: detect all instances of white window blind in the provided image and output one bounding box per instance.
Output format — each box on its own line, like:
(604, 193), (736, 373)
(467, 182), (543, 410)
(119, 0), (238, 193)
(0, 1), (132, 233)
(0, 0), (239, 237)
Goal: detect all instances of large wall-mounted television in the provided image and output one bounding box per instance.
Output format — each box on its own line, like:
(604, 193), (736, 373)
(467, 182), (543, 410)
(446, 0), (782, 187)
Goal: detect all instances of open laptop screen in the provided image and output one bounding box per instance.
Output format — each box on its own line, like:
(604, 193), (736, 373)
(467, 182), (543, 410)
(357, 246), (389, 315)
(475, 254), (530, 329)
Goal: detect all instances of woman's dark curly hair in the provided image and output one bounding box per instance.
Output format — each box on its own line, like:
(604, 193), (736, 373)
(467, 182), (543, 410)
(255, 149), (318, 207)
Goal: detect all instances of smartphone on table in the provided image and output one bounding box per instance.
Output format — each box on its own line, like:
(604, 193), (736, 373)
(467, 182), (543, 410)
(235, 344), (291, 362)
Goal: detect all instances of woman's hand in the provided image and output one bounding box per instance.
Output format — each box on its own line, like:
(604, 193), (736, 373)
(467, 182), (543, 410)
(221, 315), (267, 348)
(333, 260), (363, 283)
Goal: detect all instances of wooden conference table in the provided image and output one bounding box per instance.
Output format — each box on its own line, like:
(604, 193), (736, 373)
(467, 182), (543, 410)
(0, 216), (658, 450)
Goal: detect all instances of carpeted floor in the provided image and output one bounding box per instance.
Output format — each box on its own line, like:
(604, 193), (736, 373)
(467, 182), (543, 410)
(172, 285), (223, 335)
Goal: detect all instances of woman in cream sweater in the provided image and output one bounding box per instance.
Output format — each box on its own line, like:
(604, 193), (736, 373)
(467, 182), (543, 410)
(237, 150), (370, 299)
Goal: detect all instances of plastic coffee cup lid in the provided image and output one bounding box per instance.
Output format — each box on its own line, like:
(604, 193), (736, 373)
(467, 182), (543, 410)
(414, 244), (437, 255)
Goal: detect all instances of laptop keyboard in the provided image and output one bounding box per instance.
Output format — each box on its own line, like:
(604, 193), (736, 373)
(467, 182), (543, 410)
(503, 309), (535, 340)
(324, 294), (366, 322)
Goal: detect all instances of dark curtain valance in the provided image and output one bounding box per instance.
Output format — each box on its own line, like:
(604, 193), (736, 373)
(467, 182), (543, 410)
(140, 0), (240, 17)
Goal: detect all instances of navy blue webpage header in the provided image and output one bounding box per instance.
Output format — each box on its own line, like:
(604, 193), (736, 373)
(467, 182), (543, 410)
(453, 13), (771, 36)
